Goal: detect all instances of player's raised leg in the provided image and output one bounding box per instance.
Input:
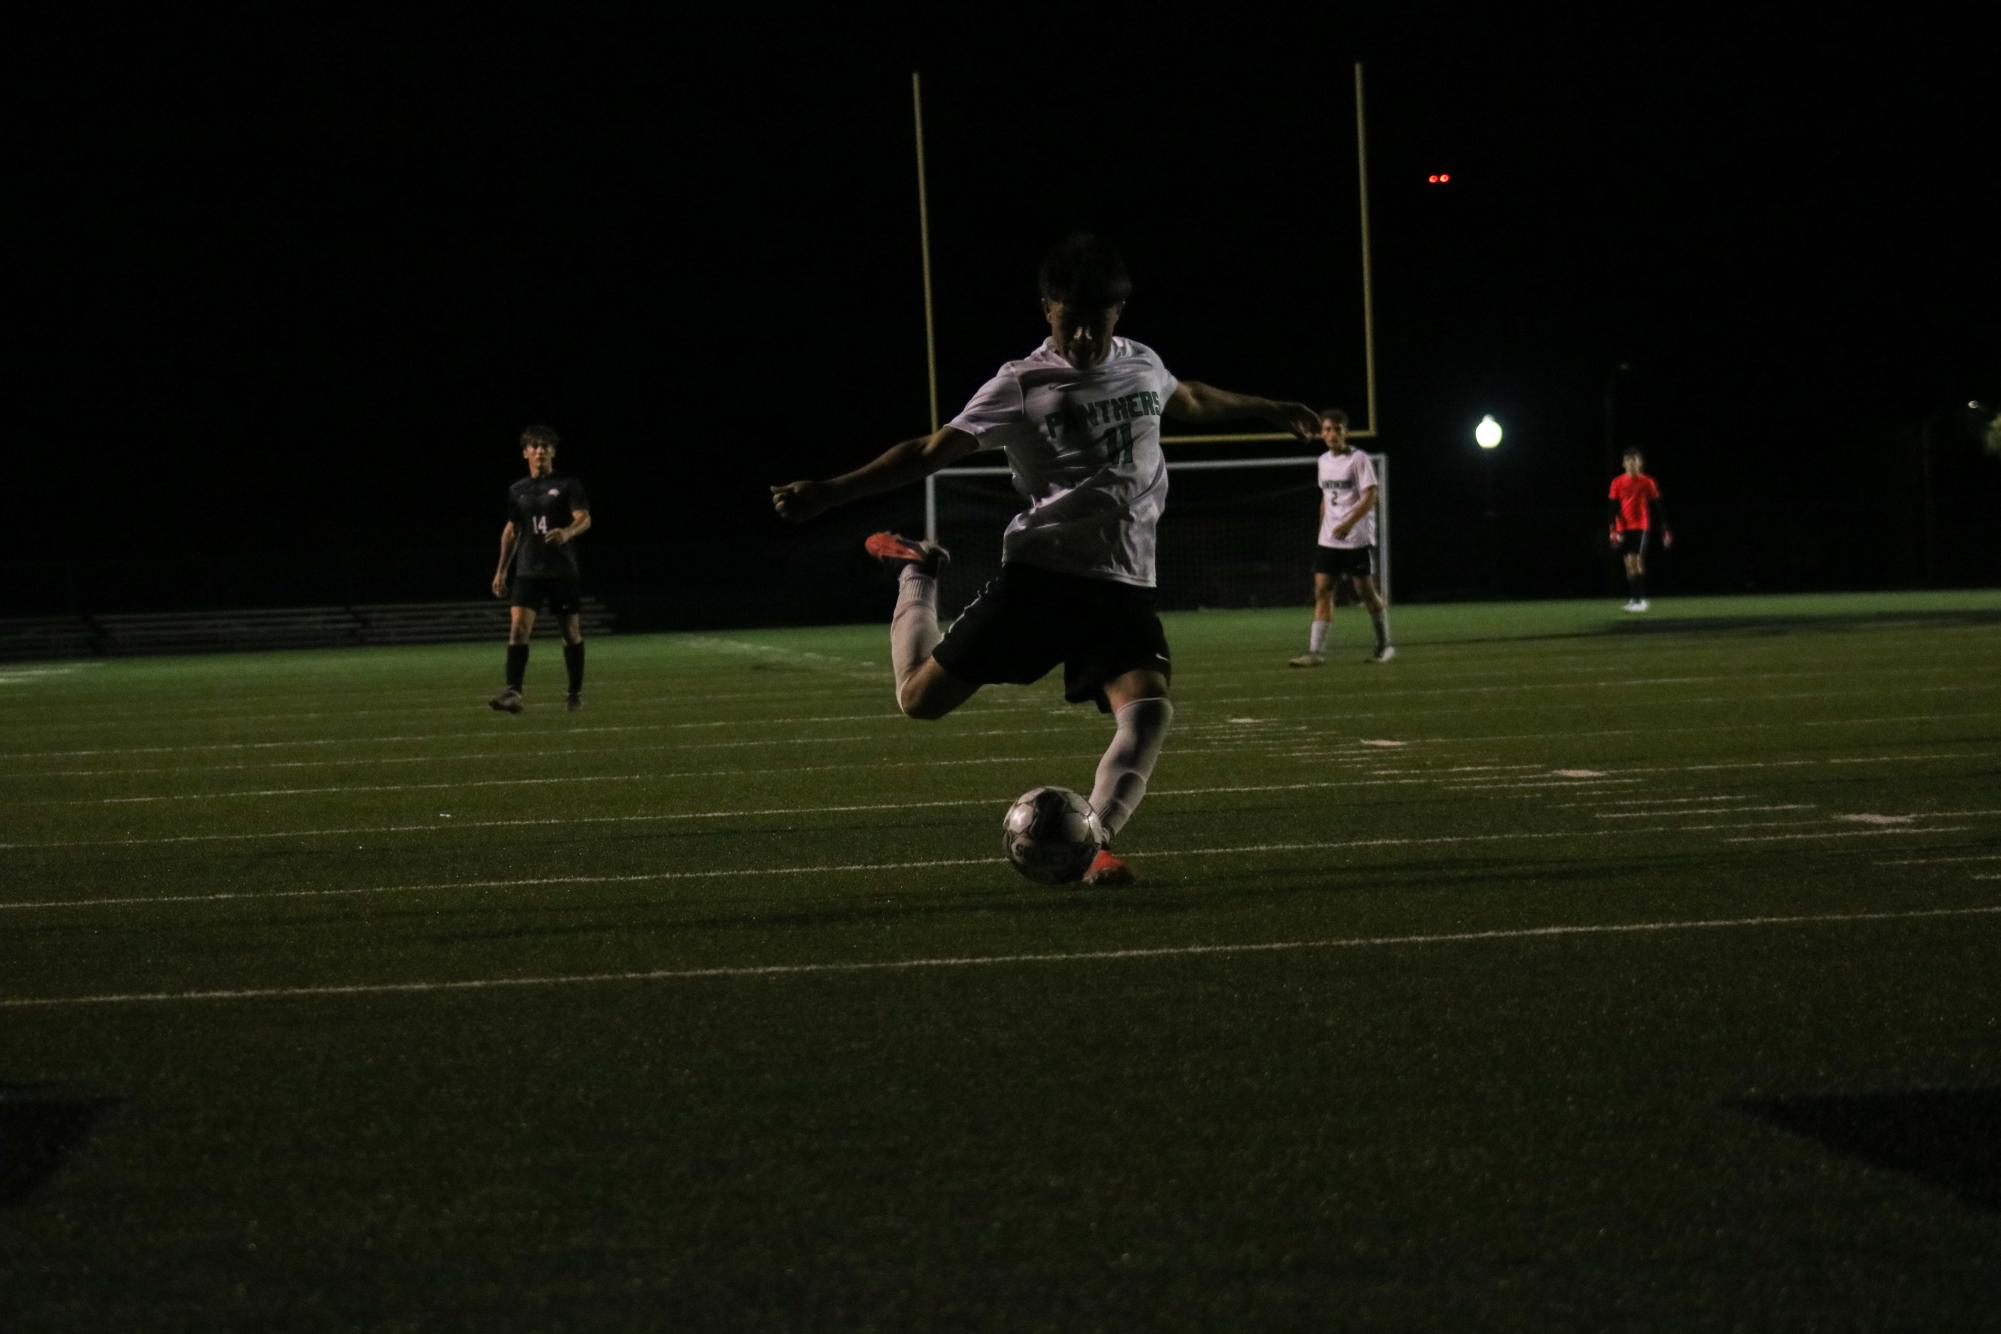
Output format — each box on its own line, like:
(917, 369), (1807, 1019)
(867, 531), (977, 719)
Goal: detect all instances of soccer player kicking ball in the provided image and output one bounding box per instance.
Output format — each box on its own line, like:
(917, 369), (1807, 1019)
(771, 233), (1317, 886)
(1289, 407), (1393, 665)
(1608, 447), (1671, 611)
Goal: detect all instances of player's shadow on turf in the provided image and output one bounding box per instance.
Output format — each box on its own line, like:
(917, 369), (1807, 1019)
(1733, 1087), (2001, 1213)
(0, 1082), (120, 1207)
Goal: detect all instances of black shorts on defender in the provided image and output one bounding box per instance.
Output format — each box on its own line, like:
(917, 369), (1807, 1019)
(1313, 544), (1377, 580)
(1618, 529), (1651, 556)
(932, 563), (1170, 712)
(510, 573), (583, 616)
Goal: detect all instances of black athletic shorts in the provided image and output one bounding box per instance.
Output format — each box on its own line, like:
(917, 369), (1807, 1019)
(1313, 544), (1378, 580)
(932, 563), (1171, 712)
(1617, 529), (1651, 556)
(510, 573), (583, 616)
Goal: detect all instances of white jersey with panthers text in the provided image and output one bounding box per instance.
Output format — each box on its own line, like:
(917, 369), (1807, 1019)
(1317, 447), (1379, 549)
(946, 336), (1179, 588)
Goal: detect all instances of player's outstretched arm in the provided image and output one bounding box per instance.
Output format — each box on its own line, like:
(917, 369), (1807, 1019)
(1165, 382), (1319, 438)
(771, 426), (980, 523)
(492, 522), (518, 597)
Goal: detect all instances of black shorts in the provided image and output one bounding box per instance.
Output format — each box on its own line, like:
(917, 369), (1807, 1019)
(1618, 529), (1651, 556)
(932, 563), (1171, 712)
(510, 572), (583, 615)
(1313, 544), (1378, 580)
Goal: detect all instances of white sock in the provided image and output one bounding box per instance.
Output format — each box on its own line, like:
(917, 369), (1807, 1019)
(1089, 697), (1174, 841)
(890, 568), (940, 701)
(1308, 619), (1330, 654)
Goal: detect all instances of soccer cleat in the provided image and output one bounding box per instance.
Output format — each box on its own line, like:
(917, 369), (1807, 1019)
(1366, 645), (1396, 663)
(1081, 848), (1134, 886)
(864, 531), (950, 576)
(488, 687), (525, 714)
(565, 693), (584, 712)
(1288, 652), (1326, 668)
(1623, 599), (1649, 613)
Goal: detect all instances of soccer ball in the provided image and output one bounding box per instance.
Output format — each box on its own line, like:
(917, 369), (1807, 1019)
(1002, 786), (1104, 885)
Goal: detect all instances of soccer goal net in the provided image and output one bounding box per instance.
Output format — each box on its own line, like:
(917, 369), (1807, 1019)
(923, 454), (1389, 618)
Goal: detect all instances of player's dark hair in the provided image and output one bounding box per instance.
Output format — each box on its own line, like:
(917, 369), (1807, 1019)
(1622, 447), (1642, 461)
(1038, 233), (1133, 310)
(521, 424), (561, 449)
(1320, 408), (1350, 428)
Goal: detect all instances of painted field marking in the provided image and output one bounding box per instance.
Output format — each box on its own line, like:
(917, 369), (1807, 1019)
(1597, 805), (1813, 819)
(5, 904), (1998, 1009)
(1565, 795), (1755, 809)
(0, 827), (1658, 911)
(1878, 853), (2001, 866)
(11, 669), (1992, 758)
(1724, 827), (1973, 843)
(0, 778), (1405, 850)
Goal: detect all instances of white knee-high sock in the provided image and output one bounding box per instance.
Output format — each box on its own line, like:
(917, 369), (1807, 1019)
(1309, 619), (1330, 654)
(1089, 697), (1174, 841)
(890, 567), (941, 701)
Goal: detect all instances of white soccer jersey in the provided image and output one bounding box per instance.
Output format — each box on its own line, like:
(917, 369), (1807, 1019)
(1317, 447), (1379, 549)
(947, 336), (1179, 588)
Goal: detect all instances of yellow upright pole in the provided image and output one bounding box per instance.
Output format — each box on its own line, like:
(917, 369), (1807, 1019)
(912, 71), (940, 435)
(1354, 61), (1380, 439)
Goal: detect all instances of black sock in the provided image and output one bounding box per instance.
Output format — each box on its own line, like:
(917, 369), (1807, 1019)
(1627, 573), (1640, 601)
(1634, 574), (1646, 600)
(506, 644), (529, 691)
(564, 641), (585, 696)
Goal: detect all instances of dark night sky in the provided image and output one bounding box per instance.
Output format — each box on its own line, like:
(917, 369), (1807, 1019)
(9, 12), (1996, 618)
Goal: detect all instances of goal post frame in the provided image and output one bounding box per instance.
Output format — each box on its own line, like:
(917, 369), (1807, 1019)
(924, 453), (1390, 603)
(909, 63), (1379, 448)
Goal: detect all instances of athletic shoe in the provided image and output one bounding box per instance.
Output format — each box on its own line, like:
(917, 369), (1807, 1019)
(488, 687), (525, 714)
(565, 693), (584, 712)
(864, 531), (950, 576)
(1366, 645), (1397, 663)
(1624, 599), (1649, 613)
(1288, 652), (1326, 668)
(1620, 600), (1639, 611)
(1082, 848), (1134, 886)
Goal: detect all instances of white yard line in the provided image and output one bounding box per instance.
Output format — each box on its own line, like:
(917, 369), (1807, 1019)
(1596, 805), (1813, 819)
(1878, 852), (2001, 866)
(10, 672), (1991, 758)
(0, 827), (1648, 910)
(1724, 827), (1974, 843)
(1565, 795), (1756, 808)
(5, 903), (1997, 1009)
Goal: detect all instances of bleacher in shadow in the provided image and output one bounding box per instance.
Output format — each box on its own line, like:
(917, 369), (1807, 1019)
(0, 600), (614, 662)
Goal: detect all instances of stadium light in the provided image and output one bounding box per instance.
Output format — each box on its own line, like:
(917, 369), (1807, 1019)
(1475, 415), (1503, 450)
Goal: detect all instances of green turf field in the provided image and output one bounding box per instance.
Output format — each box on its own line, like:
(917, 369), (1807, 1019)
(4, 592), (1999, 1331)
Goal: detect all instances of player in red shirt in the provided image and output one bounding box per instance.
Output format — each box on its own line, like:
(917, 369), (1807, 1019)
(1607, 448), (1672, 611)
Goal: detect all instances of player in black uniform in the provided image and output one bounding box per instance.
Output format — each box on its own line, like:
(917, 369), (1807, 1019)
(489, 424), (593, 713)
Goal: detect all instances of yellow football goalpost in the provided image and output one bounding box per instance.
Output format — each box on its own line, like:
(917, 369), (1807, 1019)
(911, 65), (1389, 600)
(908, 63), (1380, 444)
